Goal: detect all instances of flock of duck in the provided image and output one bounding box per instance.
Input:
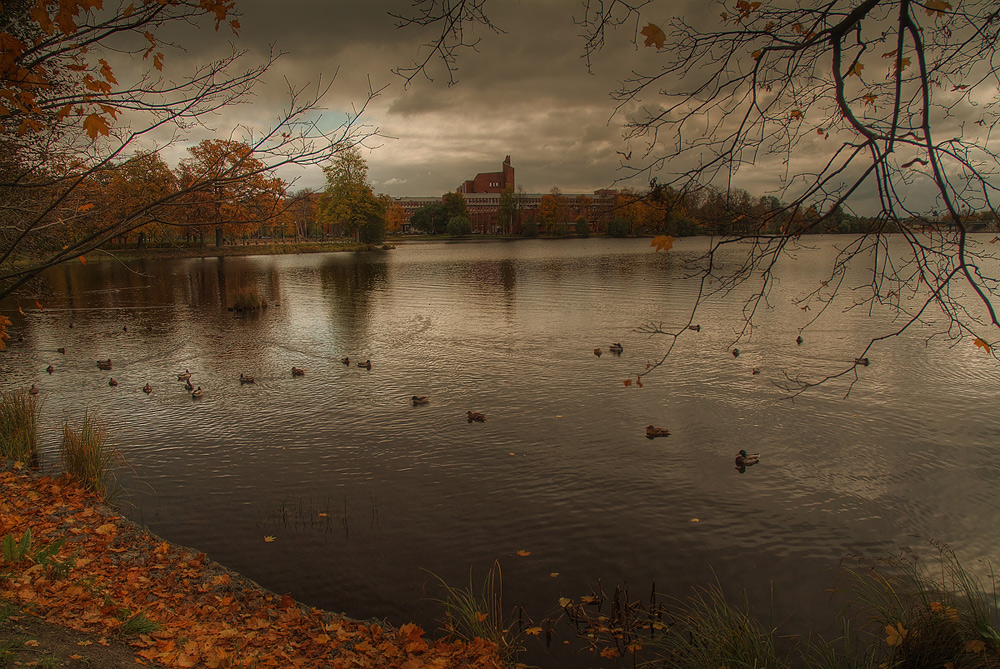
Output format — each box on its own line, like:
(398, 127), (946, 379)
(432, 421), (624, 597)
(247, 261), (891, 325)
(30, 332), (767, 471)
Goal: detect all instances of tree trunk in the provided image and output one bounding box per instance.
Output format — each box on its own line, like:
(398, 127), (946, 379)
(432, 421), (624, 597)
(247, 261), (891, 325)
(216, 226), (224, 247)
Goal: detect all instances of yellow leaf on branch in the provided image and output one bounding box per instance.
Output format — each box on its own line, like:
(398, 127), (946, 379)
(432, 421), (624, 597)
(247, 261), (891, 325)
(974, 338), (990, 351)
(924, 0), (952, 16)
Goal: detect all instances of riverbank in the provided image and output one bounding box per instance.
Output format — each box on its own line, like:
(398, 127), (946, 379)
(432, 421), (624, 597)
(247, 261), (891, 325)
(0, 463), (503, 668)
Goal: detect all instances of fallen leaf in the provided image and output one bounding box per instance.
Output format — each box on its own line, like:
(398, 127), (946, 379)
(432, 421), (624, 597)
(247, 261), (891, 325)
(558, 597), (572, 607)
(966, 639), (987, 654)
(690, 518), (700, 523)
(516, 550), (531, 557)
(885, 622), (907, 646)
(525, 626), (543, 636)
(550, 572), (560, 578)
(25, 640), (40, 647)
(264, 535), (276, 543)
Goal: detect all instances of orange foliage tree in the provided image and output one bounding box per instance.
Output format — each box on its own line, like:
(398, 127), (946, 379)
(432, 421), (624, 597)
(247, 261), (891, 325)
(0, 0), (376, 301)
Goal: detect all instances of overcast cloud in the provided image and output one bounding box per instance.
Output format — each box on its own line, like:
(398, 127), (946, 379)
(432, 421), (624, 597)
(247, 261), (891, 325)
(145, 0), (992, 214)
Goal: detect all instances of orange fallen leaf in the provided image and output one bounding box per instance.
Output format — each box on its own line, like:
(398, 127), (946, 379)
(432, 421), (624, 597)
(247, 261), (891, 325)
(264, 535), (276, 542)
(524, 627), (543, 636)
(516, 549), (531, 557)
(966, 639), (987, 654)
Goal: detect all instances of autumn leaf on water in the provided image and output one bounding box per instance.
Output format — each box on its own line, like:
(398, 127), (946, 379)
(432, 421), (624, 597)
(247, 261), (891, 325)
(885, 622), (908, 646)
(516, 549), (531, 557)
(623, 379), (632, 387)
(924, 0), (952, 16)
(974, 338), (991, 351)
(640, 23), (666, 49)
(317, 512), (328, 517)
(550, 572), (560, 578)
(264, 535), (276, 543)
(558, 597), (572, 607)
(79, 256), (87, 264)
(34, 300), (44, 311)
(600, 647), (620, 659)
(651, 234), (675, 252)
(524, 627), (543, 636)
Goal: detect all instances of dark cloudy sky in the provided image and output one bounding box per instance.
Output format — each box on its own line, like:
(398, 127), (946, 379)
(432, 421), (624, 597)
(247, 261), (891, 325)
(163, 1), (686, 198)
(150, 0), (987, 215)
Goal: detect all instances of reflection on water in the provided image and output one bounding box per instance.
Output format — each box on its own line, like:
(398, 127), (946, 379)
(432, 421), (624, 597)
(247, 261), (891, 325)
(3, 237), (1000, 668)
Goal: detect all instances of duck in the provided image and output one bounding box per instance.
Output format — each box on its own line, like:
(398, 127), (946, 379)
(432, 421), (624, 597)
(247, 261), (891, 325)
(28, 384), (38, 395)
(108, 378), (118, 387)
(645, 425), (670, 439)
(735, 449), (760, 467)
(854, 357), (870, 366)
(96, 359), (112, 370)
(357, 359), (372, 370)
(57, 347), (65, 354)
(184, 379), (194, 391)
(412, 395), (430, 405)
(732, 349), (740, 358)
(240, 373), (255, 384)
(46, 365), (54, 374)
(688, 324), (701, 332)
(796, 335), (804, 345)
(593, 348), (602, 357)
(467, 411), (487, 423)
(291, 366), (305, 376)
(340, 357), (350, 365)
(609, 342), (624, 353)
(191, 387), (203, 399)
(142, 383), (152, 394)
(177, 369), (191, 381)
(752, 367), (761, 375)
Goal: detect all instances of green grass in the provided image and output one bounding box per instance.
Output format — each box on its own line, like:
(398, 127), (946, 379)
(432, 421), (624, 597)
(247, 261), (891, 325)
(0, 389), (38, 465)
(427, 561), (522, 663)
(60, 410), (120, 501)
(117, 609), (160, 636)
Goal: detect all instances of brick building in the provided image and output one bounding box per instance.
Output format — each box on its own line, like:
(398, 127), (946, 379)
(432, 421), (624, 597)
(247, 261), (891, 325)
(394, 157), (618, 234)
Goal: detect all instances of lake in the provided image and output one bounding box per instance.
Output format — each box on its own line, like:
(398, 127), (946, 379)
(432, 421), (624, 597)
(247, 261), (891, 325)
(3, 236), (999, 667)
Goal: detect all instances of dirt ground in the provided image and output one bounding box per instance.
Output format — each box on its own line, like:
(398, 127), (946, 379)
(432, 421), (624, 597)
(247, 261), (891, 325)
(1, 599), (155, 667)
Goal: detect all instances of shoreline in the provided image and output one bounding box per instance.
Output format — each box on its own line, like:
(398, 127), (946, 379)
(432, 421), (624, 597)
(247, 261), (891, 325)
(0, 462), (502, 668)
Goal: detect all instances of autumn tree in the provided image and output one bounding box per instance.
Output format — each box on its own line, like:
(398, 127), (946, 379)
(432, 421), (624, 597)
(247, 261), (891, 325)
(0, 0), (375, 302)
(538, 187), (570, 235)
(397, 0), (1000, 394)
(498, 186), (519, 235)
(177, 140), (285, 247)
(319, 145), (387, 244)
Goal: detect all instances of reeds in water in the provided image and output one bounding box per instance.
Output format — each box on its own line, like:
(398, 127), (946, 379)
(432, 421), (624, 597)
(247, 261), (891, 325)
(0, 389), (39, 465)
(230, 286), (266, 311)
(60, 409), (120, 501)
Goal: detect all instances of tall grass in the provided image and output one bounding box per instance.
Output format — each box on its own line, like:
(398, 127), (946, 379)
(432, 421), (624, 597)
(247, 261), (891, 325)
(428, 561), (522, 662)
(0, 389), (38, 465)
(230, 286), (266, 311)
(60, 410), (119, 501)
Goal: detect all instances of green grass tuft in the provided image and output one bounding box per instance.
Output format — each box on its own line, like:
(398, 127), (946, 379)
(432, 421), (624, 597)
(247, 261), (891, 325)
(427, 561), (522, 662)
(60, 410), (121, 502)
(0, 389), (38, 465)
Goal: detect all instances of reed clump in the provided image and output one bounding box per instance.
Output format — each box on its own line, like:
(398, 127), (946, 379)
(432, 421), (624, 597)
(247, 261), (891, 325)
(230, 286), (266, 311)
(0, 389), (39, 465)
(429, 561), (523, 663)
(557, 543), (1000, 669)
(60, 410), (120, 501)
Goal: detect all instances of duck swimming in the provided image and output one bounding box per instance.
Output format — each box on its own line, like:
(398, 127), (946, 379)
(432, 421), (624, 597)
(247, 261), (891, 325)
(412, 395), (430, 405)
(735, 449), (760, 467)
(142, 383), (152, 394)
(108, 378), (118, 387)
(341, 357), (350, 365)
(594, 348), (602, 357)
(467, 411), (487, 423)
(357, 359), (372, 370)
(184, 379), (194, 391)
(97, 359), (112, 370)
(645, 425), (670, 439)
(46, 365), (54, 374)
(292, 367), (305, 376)
(28, 384), (38, 395)
(191, 387), (203, 399)
(177, 370), (191, 381)
(609, 343), (624, 353)
(240, 373), (255, 384)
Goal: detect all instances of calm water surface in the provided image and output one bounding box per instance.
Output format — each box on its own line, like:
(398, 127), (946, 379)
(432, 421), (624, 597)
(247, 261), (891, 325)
(3, 237), (999, 667)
